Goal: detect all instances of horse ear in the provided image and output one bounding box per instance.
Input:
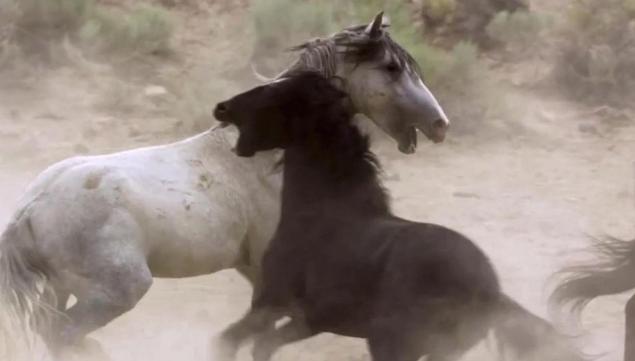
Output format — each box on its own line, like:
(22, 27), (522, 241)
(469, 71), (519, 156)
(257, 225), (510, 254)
(365, 11), (384, 39)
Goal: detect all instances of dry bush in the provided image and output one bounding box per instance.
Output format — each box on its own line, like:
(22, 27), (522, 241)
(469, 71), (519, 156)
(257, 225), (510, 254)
(420, 0), (530, 49)
(78, 3), (173, 57)
(486, 10), (547, 56)
(0, 0), (22, 68)
(7, 0), (93, 61)
(553, 0), (635, 106)
(0, 0), (174, 67)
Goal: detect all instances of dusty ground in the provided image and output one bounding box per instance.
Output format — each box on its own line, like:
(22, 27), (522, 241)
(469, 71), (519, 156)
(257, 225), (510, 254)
(0, 0), (634, 360)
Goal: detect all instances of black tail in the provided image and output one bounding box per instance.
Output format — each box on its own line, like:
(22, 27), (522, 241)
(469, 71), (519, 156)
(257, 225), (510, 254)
(493, 294), (588, 360)
(550, 236), (635, 319)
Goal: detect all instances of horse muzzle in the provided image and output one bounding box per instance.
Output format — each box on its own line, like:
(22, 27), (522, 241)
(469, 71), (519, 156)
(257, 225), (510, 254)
(416, 117), (448, 144)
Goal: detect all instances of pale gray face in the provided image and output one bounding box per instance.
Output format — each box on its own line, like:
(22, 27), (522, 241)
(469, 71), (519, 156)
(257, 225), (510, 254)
(338, 13), (450, 154)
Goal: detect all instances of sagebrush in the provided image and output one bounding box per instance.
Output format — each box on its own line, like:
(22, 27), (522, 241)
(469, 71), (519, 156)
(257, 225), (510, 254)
(0, 0), (173, 65)
(553, 0), (635, 106)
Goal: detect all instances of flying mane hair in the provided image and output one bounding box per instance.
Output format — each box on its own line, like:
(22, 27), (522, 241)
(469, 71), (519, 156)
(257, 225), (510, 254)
(278, 25), (422, 81)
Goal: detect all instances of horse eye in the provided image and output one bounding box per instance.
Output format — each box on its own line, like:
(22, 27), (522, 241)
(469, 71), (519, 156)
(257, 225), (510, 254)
(385, 62), (401, 73)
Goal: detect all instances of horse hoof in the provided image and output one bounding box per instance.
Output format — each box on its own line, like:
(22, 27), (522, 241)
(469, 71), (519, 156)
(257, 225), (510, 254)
(251, 343), (273, 361)
(210, 336), (238, 361)
(54, 337), (110, 361)
(81, 337), (109, 357)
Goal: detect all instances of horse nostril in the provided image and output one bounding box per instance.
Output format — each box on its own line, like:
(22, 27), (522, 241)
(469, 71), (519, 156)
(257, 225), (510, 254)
(433, 118), (448, 130)
(214, 103), (228, 119)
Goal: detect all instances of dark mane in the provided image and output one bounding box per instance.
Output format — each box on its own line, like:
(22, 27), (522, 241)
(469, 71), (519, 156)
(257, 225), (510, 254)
(279, 71), (391, 213)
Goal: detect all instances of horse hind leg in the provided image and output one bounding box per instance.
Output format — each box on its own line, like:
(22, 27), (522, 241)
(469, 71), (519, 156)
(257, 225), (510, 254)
(625, 294), (635, 361)
(58, 263), (152, 353)
(367, 316), (423, 361)
(40, 286), (70, 352)
(49, 224), (153, 359)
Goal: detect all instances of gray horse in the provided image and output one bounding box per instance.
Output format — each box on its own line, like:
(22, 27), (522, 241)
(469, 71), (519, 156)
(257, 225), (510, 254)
(0, 12), (448, 359)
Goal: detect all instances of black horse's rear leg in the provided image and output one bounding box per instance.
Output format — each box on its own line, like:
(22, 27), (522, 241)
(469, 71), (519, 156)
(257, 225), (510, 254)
(367, 317), (422, 361)
(625, 294), (635, 361)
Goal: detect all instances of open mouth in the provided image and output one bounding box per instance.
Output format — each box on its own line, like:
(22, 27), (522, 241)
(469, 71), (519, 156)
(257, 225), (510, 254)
(212, 121), (230, 131)
(416, 125), (446, 144)
(398, 127), (417, 154)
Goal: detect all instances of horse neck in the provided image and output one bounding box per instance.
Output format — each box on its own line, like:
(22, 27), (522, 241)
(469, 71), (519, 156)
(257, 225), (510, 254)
(184, 127), (282, 210)
(280, 127), (390, 219)
(186, 128), (283, 248)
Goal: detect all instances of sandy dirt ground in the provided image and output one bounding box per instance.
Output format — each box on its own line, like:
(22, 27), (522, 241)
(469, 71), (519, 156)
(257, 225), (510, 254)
(1, 1), (634, 360)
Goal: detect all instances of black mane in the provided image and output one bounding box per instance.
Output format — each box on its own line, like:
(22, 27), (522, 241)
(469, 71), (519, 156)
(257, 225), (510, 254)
(278, 72), (391, 214)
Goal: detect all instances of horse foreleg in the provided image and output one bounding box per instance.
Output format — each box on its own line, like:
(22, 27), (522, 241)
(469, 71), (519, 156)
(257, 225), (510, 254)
(236, 264), (263, 306)
(215, 307), (281, 361)
(625, 294), (635, 361)
(251, 316), (315, 361)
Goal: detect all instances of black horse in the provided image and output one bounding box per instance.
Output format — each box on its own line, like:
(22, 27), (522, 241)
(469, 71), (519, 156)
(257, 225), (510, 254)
(552, 236), (635, 361)
(213, 72), (584, 361)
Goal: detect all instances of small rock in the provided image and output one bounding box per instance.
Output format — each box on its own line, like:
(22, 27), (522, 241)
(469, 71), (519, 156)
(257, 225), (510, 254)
(0, 130), (20, 139)
(172, 119), (184, 131)
(384, 173), (401, 182)
(36, 112), (64, 121)
(538, 110), (555, 122)
(144, 85), (168, 97)
(453, 191), (481, 199)
(128, 126), (141, 137)
(82, 125), (99, 139)
(578, 123), (599, 135)
(73, 143), (90, 154)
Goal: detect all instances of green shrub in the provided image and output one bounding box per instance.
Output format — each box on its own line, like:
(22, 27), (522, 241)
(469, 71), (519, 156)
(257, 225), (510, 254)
(554, 0), (635, 105)
(0, 0), (21, 66)
(486, 10), (546, 53)
(16, 0), (94, 32)
(251, 0), (335, 47)
(420, 0), (530, 48)
(2, 0), (173, 65)
(421, 0), (457, 23)
(79, 4), (174, 56)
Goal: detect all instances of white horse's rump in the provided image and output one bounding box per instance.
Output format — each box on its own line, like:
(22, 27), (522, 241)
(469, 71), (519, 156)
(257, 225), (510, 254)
(0, 129), (281, 357)
(14, 129), (280, 277)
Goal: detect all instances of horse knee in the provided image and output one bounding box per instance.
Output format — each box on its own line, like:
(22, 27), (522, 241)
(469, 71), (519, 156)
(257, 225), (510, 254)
(114, 271), (152, 310)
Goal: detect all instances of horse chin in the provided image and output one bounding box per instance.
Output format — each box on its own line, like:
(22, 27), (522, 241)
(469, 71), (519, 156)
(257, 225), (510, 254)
(397, 127), (417, 154)
(416, 126), (445, 144)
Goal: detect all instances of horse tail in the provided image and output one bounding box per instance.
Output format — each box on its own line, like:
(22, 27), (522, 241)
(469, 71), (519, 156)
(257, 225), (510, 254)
(0, 213), (59, 353)
(492, 294), (588, 361)
(550, 236), (635, 320)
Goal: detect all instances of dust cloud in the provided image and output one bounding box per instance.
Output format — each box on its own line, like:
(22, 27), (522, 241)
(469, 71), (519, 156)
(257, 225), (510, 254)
(0, 0), (633, 360)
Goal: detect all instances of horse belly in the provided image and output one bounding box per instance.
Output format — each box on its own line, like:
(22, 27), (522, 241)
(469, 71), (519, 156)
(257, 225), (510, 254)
(135, 185), (251, 278)
(302, 297), (373, 338)
(144, 209), (247, 278)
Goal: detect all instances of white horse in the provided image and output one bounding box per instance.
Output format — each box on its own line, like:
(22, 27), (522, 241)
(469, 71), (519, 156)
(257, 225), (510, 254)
(0, 12), (449, 359)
